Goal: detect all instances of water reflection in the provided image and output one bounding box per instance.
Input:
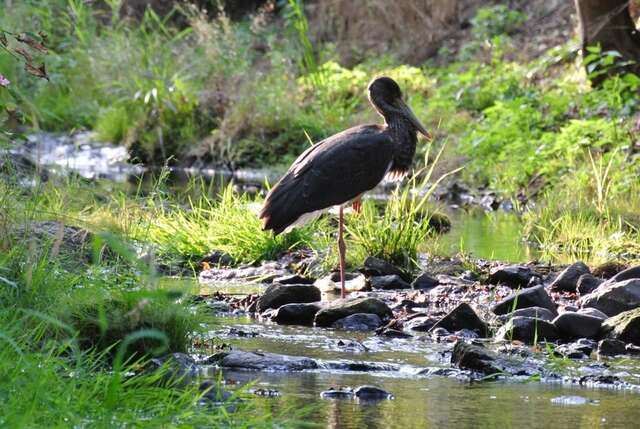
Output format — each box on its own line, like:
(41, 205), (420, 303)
(437, 210), (540, 262)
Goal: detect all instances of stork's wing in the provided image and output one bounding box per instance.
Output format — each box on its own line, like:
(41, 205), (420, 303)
(260, 124), (394, 234)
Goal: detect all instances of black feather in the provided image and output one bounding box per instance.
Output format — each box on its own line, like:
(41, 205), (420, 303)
(260, 125), (395, 235)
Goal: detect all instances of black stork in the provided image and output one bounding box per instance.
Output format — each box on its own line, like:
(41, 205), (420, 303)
(259, 76), (431, 298)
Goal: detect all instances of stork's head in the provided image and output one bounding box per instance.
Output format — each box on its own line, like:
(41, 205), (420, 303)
(368, 76), (431, 139)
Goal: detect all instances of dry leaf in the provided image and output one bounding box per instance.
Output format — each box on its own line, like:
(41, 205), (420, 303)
(14, 46), (32, 63)
(17, 32), (48, 54)
(24, 62), (48, 80)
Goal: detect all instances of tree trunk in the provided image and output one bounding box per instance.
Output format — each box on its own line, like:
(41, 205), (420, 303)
(575, 0), (640, 85)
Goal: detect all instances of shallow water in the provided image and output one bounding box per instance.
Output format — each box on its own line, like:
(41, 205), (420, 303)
(437, 210), (540, 263)
(206, 314), (640, 429)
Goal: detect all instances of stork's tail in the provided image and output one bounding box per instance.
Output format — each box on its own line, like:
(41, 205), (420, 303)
(259, 175), (304, 235)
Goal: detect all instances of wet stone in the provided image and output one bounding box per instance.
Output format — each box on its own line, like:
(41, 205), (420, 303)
(323, 361), (399, 372)
(404, 316), (438, 332)
(271, 302), (322, 326)
(369, 274), (410, 290)
(580, 279), (640, 317)
(488, 264), (538, 289)
(320, 388), (354, 400)
(554, 340), (594, 359)
(315, 273), (368, 293)
(256, 283), (321, 313)
(552, 312), (603, 340)
(314, 297), (392, 327)
(577, 307), (608, 320)
(451, 341), (504, 375)
(430, 303), (488, 337)
(150, 353), (199, 387)
(273, 274), (315, 285)
(597, 339), (627, 357)
(411, 272), (439, 290)
(600, 308), (640, 345)
(200, 250), (233, 267)
(331, 313), (382, 331)
(492, 285), (557, 316)
(498, 307), (555, 323)
(431, 327), (451, 338)
(602, 265), (640, 285)
(199, 380), (233, 403)
(225, 327), (259, 337)
(378, 328), (413, 338)
(549, 262), (590, 292)
(354, 385), (393, 401)
(577, 273), (602, 296)
(207, 351), (319, 371)
(361, 256), (406, 278)
(496, 317), (559, 344)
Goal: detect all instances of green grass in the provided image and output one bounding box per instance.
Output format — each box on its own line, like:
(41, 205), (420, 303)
(0, 172), (301, 427)
(346, 144), (458, 272)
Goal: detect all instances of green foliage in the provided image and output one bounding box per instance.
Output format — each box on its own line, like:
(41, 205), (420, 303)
(0, 176), (295, 427)
(68, 288), (198, 358)
(471, 5), (526, 40)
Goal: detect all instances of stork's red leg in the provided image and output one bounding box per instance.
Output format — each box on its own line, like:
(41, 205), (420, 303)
(352, 197), (362, 214)
(338, 206), (347, 298)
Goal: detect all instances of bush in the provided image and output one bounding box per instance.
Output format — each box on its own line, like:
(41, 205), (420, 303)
(471, 5), (526, 40)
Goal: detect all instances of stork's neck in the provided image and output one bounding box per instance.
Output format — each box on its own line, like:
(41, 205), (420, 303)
(385, 115), (417, 173)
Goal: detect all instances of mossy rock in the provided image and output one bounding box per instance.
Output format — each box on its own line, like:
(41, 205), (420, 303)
(601, 308), (640, 346)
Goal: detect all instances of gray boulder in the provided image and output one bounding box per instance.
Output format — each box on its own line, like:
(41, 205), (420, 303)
(492, 285), (556, 315)
(496, 316), (559, 344)
(207, 351), (318, 371)
(369, 274), (410, 290)
(580, 279), (640, 316)
(362, 256), (406, 278)
(256, 284), (321, 313)
(552, 312), (602, 340)
(430, 303), (488, 336)
(271, 303), (322, 326)
(451, 341), (540, 376)
(404, 316), (438, 332)
(550, 262), (590, 292)
(411, 272), (439, 290)
(577, 273), (602, 295)
(497, 306), (555, 323)
(314, 297), (392, 327)
(577, 307), (608, 320)
(554, 339), (595, 359)
(331, 313), (382, 331)
(273, 274), (315, 285)
(604, 265), (640, 285)
(488, 264), (537, 288)
(451, 341), (504, 375)
(597, 338), (627, 357)
(600, 308), (640, 346)
(354, 385), (393, 400)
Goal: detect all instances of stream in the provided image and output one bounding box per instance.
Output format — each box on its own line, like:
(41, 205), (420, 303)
(200, 310), (640, 428)
(12, 133), (640, 427)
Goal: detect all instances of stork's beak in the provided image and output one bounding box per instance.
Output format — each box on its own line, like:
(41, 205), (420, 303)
(398, 98), (432, 140)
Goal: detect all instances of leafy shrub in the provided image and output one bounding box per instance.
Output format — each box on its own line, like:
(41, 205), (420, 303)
(471, 5), (526, 40)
